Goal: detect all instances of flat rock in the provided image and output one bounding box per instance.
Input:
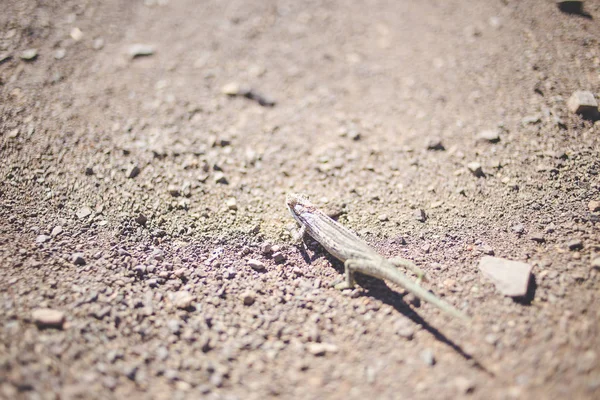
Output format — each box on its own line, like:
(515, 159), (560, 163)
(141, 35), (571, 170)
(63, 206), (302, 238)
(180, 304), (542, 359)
(32, 308), (65, 329)
(272, 252), (286, 263)
(568, 91), (598, 116)
(76, 206), (92, 219)
(478, 256), (532, 297)
(247, 259), (266, 271)
(36, 234), (51, 243)
(529, 232), (545, 243)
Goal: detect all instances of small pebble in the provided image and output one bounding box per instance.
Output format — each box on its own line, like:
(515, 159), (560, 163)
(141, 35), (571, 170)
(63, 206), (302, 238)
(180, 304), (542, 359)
(511, 224), (525, 234)
(567, 90), (598, 116)
(32, 308), (65, 329)
(479, 244), (494, 255)
(135, 214), (148, 226)
(214, 172), (228, 184)
(93, 306), (111, 320)
(226, 197), (238, 210)
(36, 234), (51, 243)
(529, 233), (545, 243)
(378, 214), (389, 222)
(126, 165), (141, 179)
(221, 82), (250, 96)
(20, 48), (38, 61)
(467, 162), (484, 177)
(414, 209), (427, 222)
(567, 239), (583, 251)
(134, 265), (147, 274)
(167, 319), (181, 334)
(478, 256), (532, 297)
(93, 38), (105, 50)
(76, 206), (92, 219)
(241, 291), (256, 306)
(70, 27), (83, 41)
(51, 226), (63, 237)
(260, 243), (272, 255)
(168, 186), (180, 197)
(454, 376), (476, 394)
(522, 115), (541, 125)
(426, 138), (445, 151)
(272, 252), (286, 263)
(54, 48), (66, 60)
(420, 349), (436, 366)
(172, 292), (195, 309)
(588, 200), (600, 212)
(128, 44), (155, 58)
(307, 343), (339, 356)
(247, 259), (266, 271)
(591, 258), (600, 270)
(477, 129), (500, 143)
(394, 319), (415, 340)
(72, 253), (86, 266)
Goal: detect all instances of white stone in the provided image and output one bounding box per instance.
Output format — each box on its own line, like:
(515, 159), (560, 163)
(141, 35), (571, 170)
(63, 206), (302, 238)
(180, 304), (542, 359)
(567, 91), (598, 115)
(478, 256), (532, 297)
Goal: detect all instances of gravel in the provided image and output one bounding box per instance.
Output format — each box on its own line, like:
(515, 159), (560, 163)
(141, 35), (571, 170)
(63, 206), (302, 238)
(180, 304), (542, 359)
(2, 1), (598, 399)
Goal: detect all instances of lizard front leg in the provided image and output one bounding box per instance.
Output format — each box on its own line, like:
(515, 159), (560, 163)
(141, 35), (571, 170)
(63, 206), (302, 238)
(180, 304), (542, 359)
(388, 257), (428, 283)
(292, 224), (306, 243)
(333, 259), (360, 290)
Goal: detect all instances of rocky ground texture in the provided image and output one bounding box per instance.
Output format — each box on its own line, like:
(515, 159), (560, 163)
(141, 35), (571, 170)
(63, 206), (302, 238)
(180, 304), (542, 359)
(1, 0), (599, 399)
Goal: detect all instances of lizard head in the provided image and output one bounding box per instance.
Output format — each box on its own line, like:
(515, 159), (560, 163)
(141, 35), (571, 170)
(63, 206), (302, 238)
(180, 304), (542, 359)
(286, 192), (315, 217)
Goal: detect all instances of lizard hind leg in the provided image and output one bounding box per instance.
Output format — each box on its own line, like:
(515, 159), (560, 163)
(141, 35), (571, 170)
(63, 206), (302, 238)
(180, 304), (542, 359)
(334, 259), (359, 290)
(388, 257), (428, 283)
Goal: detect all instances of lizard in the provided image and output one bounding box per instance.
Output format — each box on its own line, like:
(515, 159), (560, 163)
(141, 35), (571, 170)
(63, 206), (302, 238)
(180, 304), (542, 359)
(286, 192), (470, 321)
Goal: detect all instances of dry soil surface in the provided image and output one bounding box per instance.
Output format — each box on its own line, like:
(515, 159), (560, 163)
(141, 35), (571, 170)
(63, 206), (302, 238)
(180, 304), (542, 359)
(1, 1), (600, 399)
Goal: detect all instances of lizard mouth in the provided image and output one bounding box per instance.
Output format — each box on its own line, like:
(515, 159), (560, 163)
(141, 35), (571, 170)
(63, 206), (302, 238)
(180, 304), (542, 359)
(286, 192), (314, 215)
(285, 192), (306, 208)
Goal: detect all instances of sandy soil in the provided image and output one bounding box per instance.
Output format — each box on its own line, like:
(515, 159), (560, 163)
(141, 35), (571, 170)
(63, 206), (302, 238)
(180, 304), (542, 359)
(1, 0), (599, 399)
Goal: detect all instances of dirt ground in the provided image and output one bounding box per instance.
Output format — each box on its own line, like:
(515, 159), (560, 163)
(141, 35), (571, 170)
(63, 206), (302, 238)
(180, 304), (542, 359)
(1, 0), (599, 399)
